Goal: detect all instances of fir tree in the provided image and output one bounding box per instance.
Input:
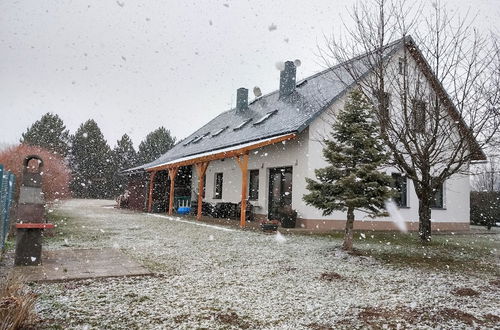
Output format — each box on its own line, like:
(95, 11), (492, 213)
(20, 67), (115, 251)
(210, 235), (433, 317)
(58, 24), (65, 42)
(111, 134), (137, 195)
(20, 113), (70, 156)
(69, 119), (114, 199)
(303, 90), (395, 251)
(136, 127), (175, 165)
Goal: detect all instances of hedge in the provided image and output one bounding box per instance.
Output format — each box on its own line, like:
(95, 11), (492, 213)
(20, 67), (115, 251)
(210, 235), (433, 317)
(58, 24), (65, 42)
(470, 191), (500, 228)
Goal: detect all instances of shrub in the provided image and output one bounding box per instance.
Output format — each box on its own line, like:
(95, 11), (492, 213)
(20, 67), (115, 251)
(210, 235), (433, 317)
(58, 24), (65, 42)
(0, 275), (38, 329)
(277, 207), (298, 228)
(0, 144), (71, 201)
(470, 192), (500, 229)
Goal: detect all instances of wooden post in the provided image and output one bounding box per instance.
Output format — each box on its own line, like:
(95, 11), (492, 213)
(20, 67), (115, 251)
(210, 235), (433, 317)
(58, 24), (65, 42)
(195, 162), (209, 221)
(235, 152), (249, 228)
(147, 171), (157, 213)
(167, 167), (178, 215)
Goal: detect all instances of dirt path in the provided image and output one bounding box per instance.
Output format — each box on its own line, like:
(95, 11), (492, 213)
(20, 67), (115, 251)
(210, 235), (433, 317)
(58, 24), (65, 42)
(29, 199), (499, 329)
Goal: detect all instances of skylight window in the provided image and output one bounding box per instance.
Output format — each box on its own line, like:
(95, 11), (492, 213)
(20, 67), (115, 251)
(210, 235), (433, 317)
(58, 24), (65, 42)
(183, 136), (198, 146)
(192, 132), (210, 143)
(253, 109), (278, 125)
(233, 118), (252, 131)
(212, 126), (228, 137)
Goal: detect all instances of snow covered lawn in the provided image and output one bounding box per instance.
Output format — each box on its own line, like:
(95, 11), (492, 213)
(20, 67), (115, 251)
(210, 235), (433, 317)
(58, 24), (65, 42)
(34, 199), (499, 329)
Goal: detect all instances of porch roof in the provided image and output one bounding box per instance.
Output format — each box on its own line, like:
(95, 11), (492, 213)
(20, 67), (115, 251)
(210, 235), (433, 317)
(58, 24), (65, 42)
(146, 133), (296, 172)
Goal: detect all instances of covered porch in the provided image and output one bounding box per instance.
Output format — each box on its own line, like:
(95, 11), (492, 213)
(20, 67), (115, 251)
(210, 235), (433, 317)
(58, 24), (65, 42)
(145, 133), (296, 227)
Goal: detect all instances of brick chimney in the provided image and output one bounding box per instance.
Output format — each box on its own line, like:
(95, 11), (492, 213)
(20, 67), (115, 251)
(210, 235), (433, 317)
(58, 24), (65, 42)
(279, 61), (296, 98)
(236, 87), (248, 112)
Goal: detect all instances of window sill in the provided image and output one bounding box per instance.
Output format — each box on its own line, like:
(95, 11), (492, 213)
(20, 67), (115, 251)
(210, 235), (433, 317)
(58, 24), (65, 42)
(431, 207), (447, 210)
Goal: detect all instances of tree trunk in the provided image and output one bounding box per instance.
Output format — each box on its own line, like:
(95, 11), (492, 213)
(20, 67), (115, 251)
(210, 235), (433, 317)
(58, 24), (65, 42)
(418, 197), (432, 242)
(342, 207), (355, 251)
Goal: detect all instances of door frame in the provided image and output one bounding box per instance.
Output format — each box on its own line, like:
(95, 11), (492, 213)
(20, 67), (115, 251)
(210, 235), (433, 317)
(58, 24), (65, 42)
(267, 166), (293, 220)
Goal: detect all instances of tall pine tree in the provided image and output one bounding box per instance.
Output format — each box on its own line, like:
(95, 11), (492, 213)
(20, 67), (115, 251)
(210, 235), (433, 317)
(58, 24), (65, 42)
(69, 119), (114, 199)
(303, 90), (395, 251)
(20, 113), (70, 156)
(136, 127), (175, 165)
(111, 134), (137, 195)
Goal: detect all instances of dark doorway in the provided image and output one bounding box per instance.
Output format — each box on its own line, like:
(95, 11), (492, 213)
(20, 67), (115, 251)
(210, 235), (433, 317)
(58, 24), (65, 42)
(166, 166), (192, 211)
(152, 170), (168, 212)
(268, 167), (293, 220)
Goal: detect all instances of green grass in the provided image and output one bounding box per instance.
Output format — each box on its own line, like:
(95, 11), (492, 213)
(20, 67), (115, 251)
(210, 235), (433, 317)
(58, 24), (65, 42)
(296, 231), (499, 276)
(0, 237), (15, 262)
(45, 206), (499, 276)
(365, 232), (497, 274)
(44, 210), (117, 247)
(3, 237), (15, 252)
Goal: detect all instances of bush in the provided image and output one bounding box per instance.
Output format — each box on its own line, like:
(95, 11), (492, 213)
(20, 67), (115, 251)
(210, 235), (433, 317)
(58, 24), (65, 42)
(277, 207), (298, 228)
(470, 192), (500, 229)
(0, 275), (38, 329)
(0, 144), (71, 201)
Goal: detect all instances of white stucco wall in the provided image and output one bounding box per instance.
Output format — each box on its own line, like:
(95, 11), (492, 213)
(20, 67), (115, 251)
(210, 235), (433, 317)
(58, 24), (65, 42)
(188, 48), (472, 229)
(189, 101), (471, 228)
(307, 96), (471, 225)
(304, 47), (472, 226)
(191, 130), (309, 217)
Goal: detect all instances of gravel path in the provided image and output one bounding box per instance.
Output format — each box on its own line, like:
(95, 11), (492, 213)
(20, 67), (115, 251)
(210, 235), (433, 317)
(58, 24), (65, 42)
(33, 199), (499, 329)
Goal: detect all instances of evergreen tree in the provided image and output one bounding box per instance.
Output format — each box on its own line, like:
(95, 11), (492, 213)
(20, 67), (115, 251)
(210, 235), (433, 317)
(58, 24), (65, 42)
(111, 134), (137, 196)
(20, 113), (70, 156)
(136, 127), (176, 165)
(69, 119), (114, 199)
(303, 90), (395, 251)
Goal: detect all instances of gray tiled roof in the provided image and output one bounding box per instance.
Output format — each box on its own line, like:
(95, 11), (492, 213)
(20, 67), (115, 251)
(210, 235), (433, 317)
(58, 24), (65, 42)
(129, 39), (404, 171)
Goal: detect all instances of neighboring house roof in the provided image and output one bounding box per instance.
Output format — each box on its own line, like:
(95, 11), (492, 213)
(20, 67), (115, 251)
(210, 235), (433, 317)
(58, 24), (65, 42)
(127, 36), (485, 173)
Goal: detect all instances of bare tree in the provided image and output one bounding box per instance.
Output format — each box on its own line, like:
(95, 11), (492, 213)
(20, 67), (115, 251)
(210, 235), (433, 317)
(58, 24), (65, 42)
(471, 156), (500, 192)
(319, 0), (500, 241)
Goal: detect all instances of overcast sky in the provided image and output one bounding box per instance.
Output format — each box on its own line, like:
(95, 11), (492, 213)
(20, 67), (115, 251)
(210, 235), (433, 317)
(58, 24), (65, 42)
(1, 0), (498, 148)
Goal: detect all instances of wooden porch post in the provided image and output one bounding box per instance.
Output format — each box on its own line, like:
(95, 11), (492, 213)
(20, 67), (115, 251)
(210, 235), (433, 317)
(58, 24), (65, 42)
(147, 171), (157, 213)
(235, 152), (249, 228)
(167, 167), (179, 215)
(195, 162), (209, 221)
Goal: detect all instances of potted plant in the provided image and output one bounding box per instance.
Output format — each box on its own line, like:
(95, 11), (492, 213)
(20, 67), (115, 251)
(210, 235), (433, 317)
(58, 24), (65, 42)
(278, 207), (297, 228)
(260, 219), (279, 232)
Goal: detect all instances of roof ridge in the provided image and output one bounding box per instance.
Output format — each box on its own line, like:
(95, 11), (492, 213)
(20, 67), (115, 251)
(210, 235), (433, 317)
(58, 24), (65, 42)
(126, 37), (409, 172)
(295, 36), (408, 85)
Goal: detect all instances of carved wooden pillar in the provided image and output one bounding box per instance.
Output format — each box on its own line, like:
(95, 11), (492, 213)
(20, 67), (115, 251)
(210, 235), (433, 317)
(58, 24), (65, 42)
(235, 152), (249, 228)
(167, 167), (178, 215)
(194, 162), (209, 220)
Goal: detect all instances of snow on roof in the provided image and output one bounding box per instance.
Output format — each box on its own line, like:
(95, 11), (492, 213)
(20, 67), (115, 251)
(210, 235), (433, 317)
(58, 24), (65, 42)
(147, 133), (295, 170)
(127, 38), (405, 172)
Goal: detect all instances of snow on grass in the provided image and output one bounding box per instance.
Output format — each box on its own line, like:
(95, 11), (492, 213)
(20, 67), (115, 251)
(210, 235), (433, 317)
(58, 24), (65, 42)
(34, 199), (500, 329)
(149, 213), (236, 232)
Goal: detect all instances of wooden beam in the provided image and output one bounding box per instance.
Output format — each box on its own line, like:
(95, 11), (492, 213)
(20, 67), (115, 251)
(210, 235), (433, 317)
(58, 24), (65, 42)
(195, 162), (209, 220)
(147, 133), (296, 172)
(167, 167), (179, 215)
(147, 171), (157, 213)
(236, 153), (249, 228)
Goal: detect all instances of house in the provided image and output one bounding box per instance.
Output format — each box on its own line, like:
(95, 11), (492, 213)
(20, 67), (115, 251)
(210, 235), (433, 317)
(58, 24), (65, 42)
(126, 37), (485, 231)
